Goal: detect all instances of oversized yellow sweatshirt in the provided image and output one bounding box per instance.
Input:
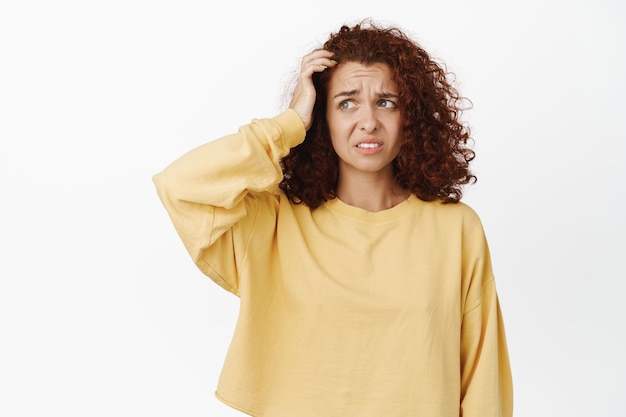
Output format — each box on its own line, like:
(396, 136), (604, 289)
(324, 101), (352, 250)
(153, 109), (513, 417)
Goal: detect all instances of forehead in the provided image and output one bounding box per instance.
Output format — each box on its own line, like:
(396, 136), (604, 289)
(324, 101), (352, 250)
(328, 61), (397, 93)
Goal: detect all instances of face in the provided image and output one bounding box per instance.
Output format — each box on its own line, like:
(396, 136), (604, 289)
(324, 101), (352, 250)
(326, 61), (403, 180)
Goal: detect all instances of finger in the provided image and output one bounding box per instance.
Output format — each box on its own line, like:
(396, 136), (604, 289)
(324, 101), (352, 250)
(300, 57), (338, 77)
(300, 50), (337, 71)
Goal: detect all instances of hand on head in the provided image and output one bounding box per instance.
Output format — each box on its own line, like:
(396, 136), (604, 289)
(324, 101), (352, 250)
(289, 49), (337, 130)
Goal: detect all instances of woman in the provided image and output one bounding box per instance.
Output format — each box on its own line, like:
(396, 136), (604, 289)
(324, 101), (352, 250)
(154, 20), (513, 417)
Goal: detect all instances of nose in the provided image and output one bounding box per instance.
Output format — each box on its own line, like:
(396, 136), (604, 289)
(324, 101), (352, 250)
(358, 106), (378, 133)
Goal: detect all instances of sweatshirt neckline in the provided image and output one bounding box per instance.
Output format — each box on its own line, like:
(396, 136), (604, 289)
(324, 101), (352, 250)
(323, 194), (419, 223)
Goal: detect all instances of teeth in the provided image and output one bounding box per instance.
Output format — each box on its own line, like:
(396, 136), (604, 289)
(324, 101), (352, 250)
(357, 143), (380, 149)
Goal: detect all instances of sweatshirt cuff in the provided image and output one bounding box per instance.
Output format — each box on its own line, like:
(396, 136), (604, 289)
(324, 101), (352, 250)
(272, 108), (307, 149)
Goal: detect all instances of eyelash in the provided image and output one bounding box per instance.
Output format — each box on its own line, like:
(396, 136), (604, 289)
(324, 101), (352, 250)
(339, 101), (355, 110)
(338, 99), (397, 110)
(378, 99), (396, 109)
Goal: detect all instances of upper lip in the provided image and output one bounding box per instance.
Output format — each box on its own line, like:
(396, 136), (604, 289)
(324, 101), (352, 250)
(355, 139), (383, 146)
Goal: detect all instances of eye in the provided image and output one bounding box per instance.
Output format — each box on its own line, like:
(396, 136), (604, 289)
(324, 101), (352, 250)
(339, 100), (356, 110)
(378, 99), (397, 109)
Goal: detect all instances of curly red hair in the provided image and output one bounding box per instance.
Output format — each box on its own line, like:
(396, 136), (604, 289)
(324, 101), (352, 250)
(279, 20), (476, 208)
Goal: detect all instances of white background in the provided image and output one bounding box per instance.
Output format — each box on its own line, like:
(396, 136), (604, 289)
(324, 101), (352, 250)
(1, 0), (624, 416)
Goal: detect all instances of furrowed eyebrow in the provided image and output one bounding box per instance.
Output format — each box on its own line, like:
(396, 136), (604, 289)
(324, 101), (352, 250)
(332, 89), (359, 99)
(378, 92), (399, 99)
(332, 90), (399, 99)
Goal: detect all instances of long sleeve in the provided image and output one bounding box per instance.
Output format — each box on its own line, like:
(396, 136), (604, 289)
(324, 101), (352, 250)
(459, 214), (513, 417)
(152, 109), (306, 294)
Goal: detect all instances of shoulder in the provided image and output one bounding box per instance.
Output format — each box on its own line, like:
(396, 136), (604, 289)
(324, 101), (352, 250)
(414, 198), (487, 240)
(418, 198), (482, 222)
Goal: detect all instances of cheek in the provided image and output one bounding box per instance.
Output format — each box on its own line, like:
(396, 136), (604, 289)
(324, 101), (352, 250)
(326, 110), (340, 129)
(389, 126), (405, 156)
(389, 117), (404, 141)
(329, 131), (343, 153)
(326, 114), (350, 139)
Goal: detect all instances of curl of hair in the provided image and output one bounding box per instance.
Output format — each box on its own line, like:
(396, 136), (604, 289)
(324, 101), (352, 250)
(280, 20), (476, 208)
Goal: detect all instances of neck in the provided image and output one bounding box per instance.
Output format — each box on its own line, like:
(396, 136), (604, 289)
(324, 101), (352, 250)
(335, 170), (410, 212)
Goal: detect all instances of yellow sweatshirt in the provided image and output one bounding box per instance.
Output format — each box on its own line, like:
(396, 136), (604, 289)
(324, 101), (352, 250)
(153, 109), (513, 417)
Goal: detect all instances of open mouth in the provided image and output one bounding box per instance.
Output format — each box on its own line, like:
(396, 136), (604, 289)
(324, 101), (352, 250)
(356, 143), (381, 149)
